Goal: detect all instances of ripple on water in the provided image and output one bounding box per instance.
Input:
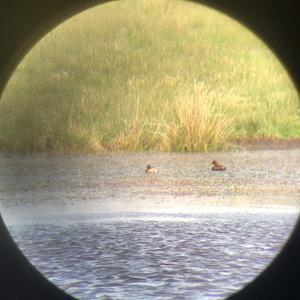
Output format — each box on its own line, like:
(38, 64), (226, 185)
(7, 211), (298, 300)
(1, 150), (299, 299)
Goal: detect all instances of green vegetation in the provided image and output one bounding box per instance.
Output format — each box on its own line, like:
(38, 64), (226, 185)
(0, 0), (299, 153)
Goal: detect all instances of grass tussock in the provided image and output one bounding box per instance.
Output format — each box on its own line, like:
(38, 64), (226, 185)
(160, 83), (233, 152)
(0, 0), (299, 154)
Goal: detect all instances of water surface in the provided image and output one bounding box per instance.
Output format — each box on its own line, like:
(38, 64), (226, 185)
(1, 149), (299, 216)
(7, 211), (298, 300)
(1, 149), (299, 299)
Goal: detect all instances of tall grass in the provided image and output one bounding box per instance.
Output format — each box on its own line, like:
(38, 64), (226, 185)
(0, 0), (299, 153)
(160, 82), (233, 152)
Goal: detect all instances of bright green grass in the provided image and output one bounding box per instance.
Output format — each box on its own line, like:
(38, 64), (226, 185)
(0, 0), (299, 153)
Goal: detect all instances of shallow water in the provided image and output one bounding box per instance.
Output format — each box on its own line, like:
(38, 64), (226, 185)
(1, 149), (300, 299)
(1, 149), (299, 216)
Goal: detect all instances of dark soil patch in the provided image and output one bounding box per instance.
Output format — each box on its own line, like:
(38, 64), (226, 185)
(232, 138), (300, 150)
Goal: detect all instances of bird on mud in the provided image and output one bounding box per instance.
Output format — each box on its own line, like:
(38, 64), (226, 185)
(145, 164), (159, 174)
(211, 160), (226, 171)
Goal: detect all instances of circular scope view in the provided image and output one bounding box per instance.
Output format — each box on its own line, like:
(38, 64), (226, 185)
(0, 1), (299, 300)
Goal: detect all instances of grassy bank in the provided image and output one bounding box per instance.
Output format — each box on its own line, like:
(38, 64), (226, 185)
(0, 0), (299, 153)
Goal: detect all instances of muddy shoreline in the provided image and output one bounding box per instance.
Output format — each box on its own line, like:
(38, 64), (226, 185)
(1, 138), (300, 157)
(232, 137), (300, 151)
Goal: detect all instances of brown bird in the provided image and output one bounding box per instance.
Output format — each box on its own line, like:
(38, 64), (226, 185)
(212, 160), (226, 171)
(145, 164), (159, 174)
